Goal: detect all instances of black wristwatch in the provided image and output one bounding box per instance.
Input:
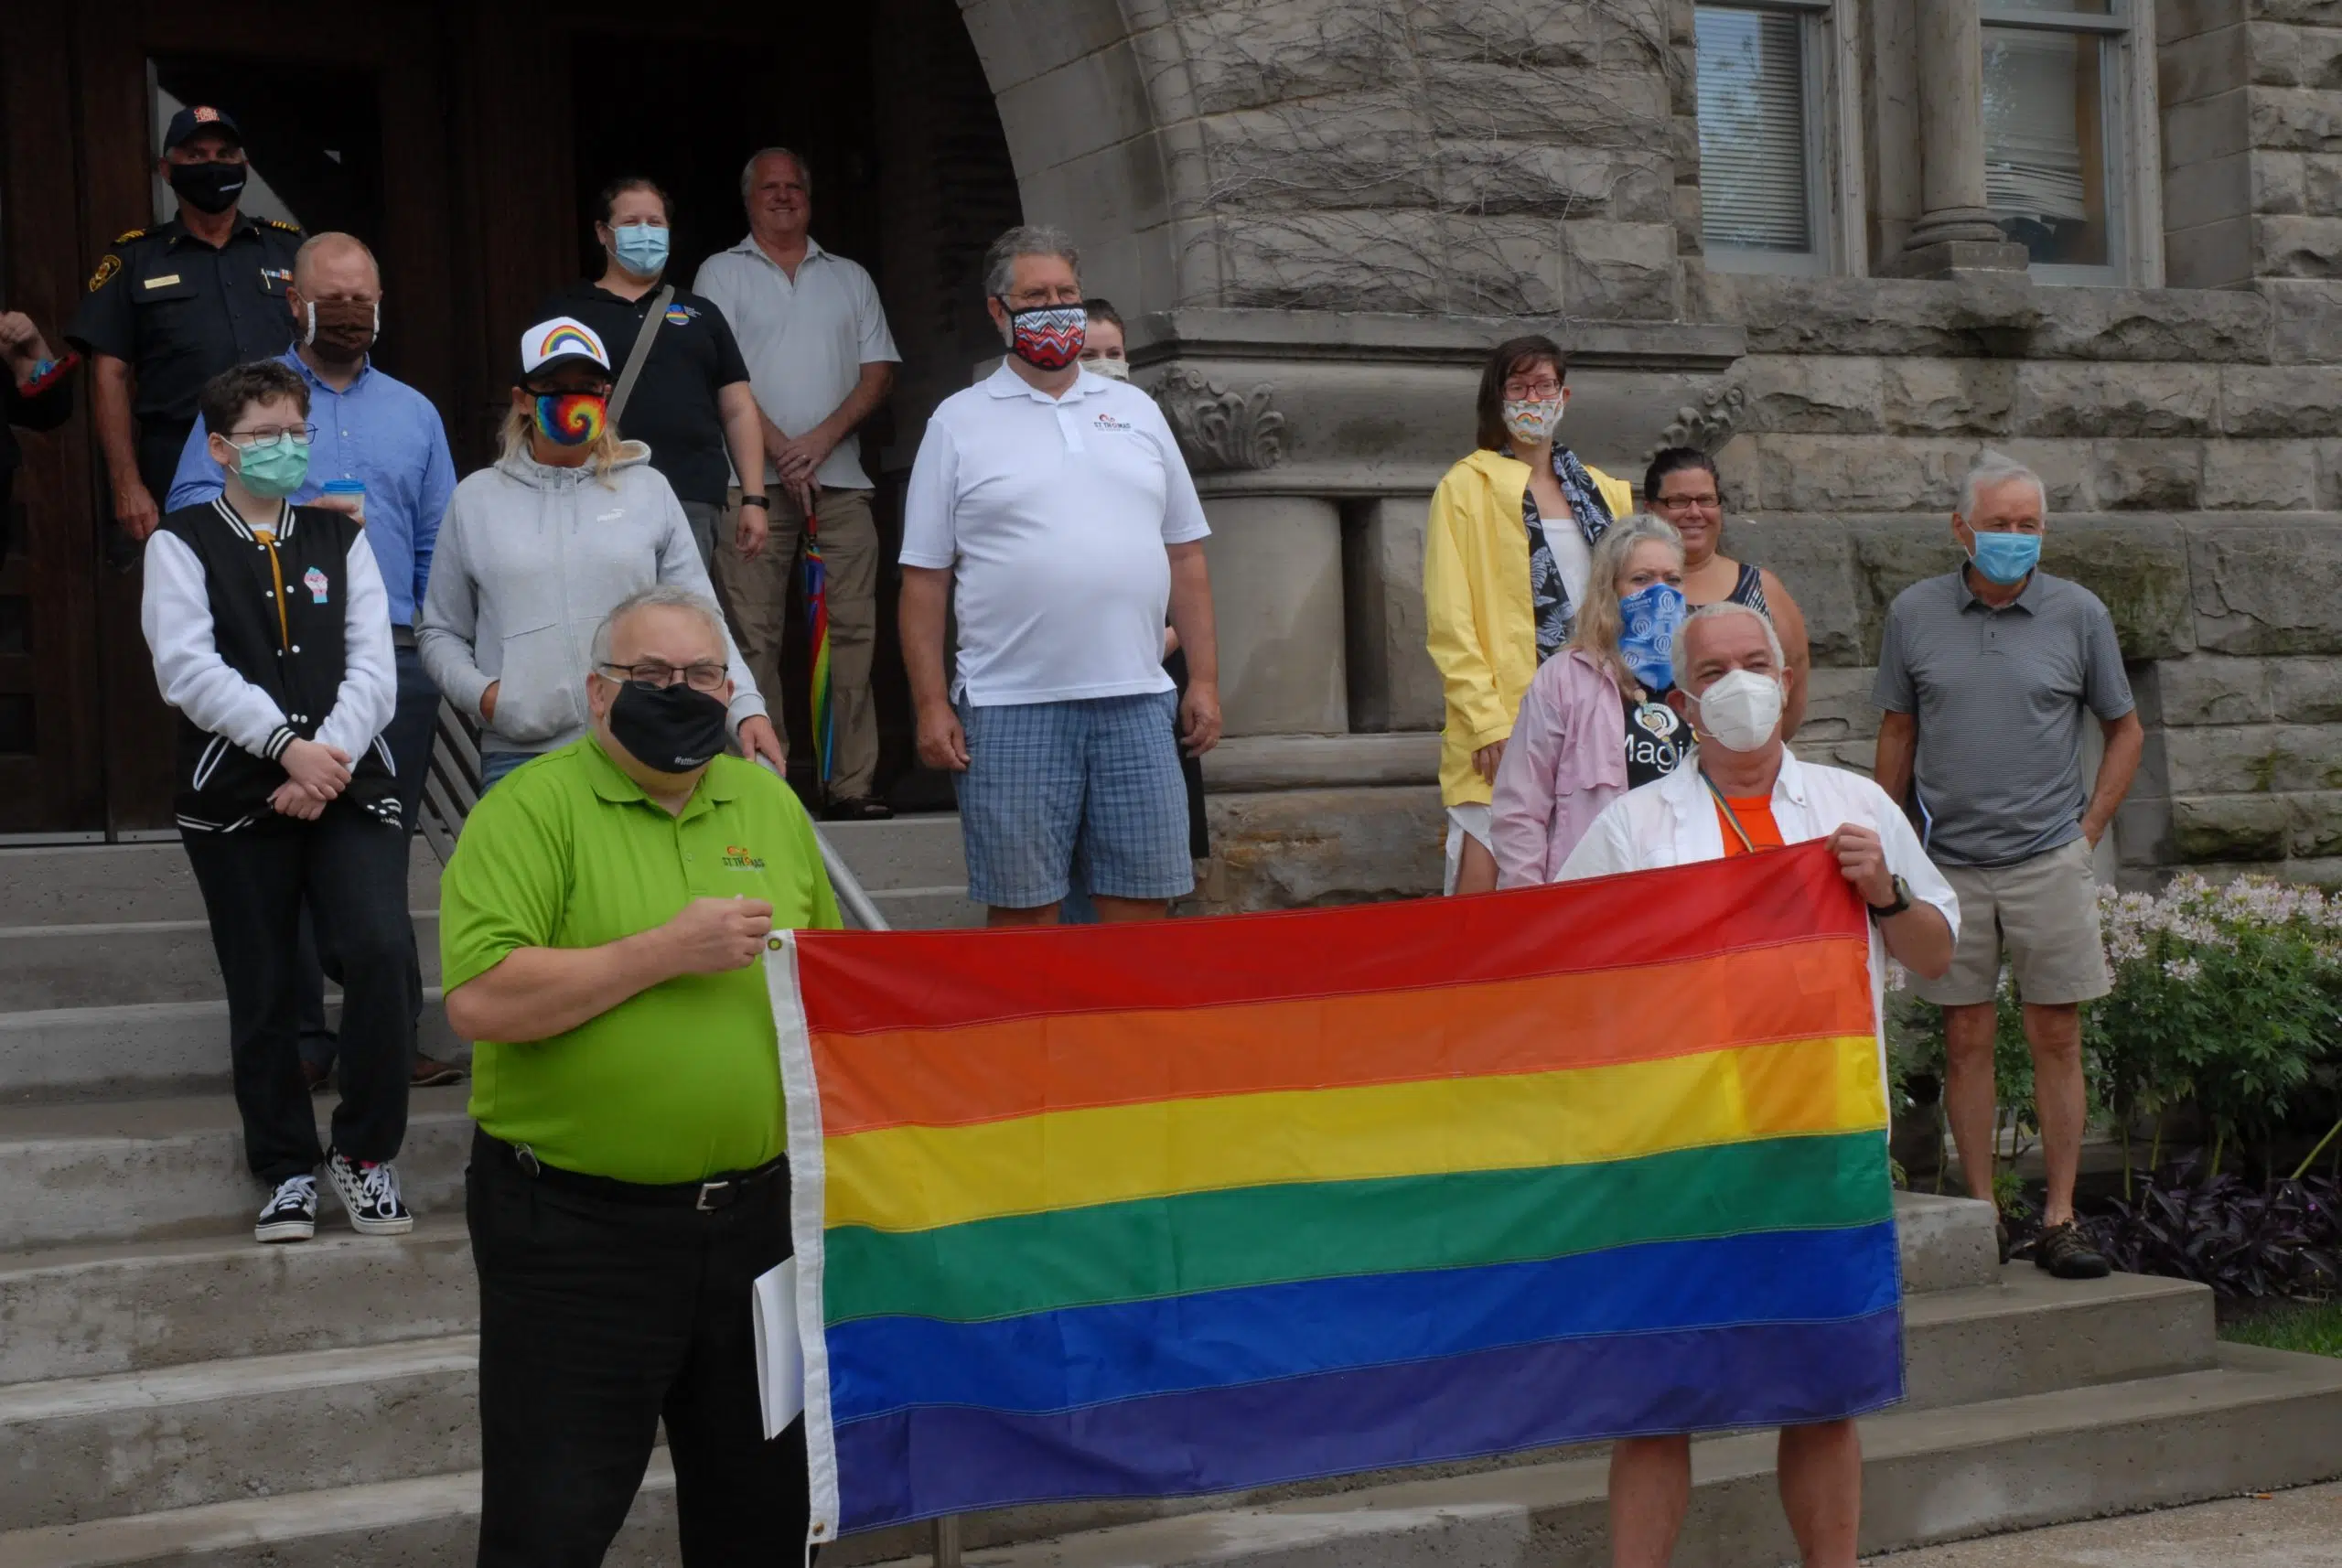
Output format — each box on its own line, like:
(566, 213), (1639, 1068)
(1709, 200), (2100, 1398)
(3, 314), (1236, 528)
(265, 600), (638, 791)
(739, 495), (771, 510)
(1867, 875), (1913, 918)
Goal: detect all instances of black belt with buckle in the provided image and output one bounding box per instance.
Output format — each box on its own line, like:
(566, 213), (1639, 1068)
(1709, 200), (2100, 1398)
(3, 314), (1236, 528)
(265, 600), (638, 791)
(481, 1128), (787, 1211)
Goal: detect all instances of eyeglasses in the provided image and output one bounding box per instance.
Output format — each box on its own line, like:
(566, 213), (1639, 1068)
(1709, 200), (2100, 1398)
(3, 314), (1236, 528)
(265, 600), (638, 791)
(1002, 290), (1084, 310)
(598, 660), (727, 693)
(1502, 379), (1563, 399)
(1653, 491), (1723, 510)
(225, 424), (317, 449)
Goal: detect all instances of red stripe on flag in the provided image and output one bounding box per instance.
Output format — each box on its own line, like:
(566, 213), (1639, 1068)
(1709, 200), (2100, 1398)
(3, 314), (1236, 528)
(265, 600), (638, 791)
(796, 840), (1864, 1035)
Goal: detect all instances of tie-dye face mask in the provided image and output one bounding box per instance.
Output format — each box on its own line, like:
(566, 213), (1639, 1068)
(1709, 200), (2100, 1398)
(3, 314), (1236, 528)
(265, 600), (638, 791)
(533, 391), (607, 446)
(1004, 304), (1086, 371)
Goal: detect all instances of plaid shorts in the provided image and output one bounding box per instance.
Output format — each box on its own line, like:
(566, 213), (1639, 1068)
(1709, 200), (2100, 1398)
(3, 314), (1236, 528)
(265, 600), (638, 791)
(955, 692), (1194, 909)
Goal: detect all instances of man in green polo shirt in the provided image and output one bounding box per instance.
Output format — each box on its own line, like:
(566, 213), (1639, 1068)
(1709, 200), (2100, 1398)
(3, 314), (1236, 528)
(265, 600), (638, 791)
(440, 583), (839, 1568)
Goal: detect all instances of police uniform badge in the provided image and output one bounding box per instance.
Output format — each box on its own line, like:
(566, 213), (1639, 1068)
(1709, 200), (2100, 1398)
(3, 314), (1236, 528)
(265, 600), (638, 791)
(85, 253), (122, 293)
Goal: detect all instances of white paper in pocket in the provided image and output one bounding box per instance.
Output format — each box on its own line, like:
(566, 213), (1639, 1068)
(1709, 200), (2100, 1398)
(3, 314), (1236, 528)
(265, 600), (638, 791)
(751, 1257), (806, 1440)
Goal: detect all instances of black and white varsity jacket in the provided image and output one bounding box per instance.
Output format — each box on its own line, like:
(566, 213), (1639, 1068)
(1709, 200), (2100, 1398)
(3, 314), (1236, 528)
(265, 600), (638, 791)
(142, 498), (402, 833)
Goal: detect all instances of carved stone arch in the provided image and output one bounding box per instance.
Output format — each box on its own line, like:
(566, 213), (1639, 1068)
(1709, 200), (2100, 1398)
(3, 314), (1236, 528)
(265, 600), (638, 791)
(954, 0), (1209, 315)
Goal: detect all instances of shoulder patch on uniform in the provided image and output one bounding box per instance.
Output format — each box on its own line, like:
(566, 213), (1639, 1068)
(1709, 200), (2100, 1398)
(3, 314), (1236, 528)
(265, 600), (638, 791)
(86, 253), (122, 292)
(266, 218), (304, 233)
(112, 227), (147, 245)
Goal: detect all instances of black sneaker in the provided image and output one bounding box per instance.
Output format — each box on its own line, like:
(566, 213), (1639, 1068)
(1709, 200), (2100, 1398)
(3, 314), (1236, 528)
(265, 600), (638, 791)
(2034, 1220), (2111, 1280)
(326, 1148), (414, 1236)
(822, 795), (894, 822)
(255, 1175), (318, 1243)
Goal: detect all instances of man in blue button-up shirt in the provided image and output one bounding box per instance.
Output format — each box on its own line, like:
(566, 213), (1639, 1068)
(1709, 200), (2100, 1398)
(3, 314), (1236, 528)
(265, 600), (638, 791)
(168, 232), (462, 1090)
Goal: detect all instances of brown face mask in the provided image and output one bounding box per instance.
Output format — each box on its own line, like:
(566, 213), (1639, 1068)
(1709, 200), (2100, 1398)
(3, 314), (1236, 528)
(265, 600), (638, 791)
(304, 298), (379, 364)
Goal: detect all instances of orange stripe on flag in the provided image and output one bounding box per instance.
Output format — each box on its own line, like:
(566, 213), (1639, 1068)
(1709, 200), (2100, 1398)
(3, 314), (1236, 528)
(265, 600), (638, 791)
(812, 937), (1875, 1135)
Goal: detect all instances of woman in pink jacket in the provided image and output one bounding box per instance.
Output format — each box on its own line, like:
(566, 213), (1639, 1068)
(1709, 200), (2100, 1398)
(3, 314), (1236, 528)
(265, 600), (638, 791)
(1489, 514), (1691, 886)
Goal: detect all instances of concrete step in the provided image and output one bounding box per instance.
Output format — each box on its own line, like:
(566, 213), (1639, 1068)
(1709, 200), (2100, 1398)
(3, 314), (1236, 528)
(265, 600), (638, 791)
(0, 994), (465, 1105)
(0, 1337), (480, 1530)
(0, 1258), (2208, 1530)
(0, 1452), (676, 1568)
(0, 843), (441, 927)
(870, 886), (984, 930)
(0, 1088), (473, 1251)
(0, 1219), (474, 1386)
(0, 914), (442, 1010)
(8, 1347), (2338, 1567)
(820, 813), (966, 895)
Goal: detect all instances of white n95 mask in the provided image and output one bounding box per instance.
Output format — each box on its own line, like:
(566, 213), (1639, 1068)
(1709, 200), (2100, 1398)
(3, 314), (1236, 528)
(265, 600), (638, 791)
(1694, 669), (1785, 752)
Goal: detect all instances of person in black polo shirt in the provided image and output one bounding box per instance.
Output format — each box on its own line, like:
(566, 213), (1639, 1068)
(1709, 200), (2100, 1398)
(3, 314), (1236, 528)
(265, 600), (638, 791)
(141, 359), (419, 1246)
(69, 104), (302, 561)
(541, 177), (771, 569)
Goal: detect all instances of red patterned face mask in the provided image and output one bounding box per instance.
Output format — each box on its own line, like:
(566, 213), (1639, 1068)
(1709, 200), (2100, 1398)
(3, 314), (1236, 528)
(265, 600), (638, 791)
(1005, 304), (1086, 371)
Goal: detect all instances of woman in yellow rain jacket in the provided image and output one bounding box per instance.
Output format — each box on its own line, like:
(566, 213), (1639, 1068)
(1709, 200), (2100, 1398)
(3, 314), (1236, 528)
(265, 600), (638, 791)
(1424, 335), (1634, 896)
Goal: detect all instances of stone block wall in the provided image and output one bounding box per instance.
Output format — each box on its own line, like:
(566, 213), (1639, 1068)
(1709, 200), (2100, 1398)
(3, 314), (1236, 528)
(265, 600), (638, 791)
(2161, 0), (2342, 288)
(1729, 514), (2342, 890)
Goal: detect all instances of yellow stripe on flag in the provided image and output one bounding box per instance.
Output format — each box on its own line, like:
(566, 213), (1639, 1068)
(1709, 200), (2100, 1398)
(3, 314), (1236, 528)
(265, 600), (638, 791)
(824, 1033), (1886, 1233)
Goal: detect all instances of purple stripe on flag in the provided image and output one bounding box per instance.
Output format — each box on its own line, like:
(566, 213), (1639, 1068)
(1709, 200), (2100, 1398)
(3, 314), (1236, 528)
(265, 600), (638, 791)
(831, 1308), (1904, 1533)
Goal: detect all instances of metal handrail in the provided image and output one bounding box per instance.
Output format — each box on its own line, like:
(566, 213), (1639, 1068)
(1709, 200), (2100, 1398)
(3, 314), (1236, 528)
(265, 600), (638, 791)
(811, 824), (892, 932)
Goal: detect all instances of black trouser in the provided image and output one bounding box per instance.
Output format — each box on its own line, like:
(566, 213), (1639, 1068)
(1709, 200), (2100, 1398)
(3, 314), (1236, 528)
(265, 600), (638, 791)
(467, 1129), (812, 1567)
(300, 644), (440, 1077)
(180, 803), (418, 1184)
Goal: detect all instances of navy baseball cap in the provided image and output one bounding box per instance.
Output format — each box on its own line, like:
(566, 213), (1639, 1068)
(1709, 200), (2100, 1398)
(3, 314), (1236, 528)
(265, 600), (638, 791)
(163, 104), (243, 151)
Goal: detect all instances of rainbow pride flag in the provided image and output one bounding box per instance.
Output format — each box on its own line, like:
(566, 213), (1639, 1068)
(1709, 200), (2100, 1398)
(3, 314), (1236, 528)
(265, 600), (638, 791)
(768, 841), (1904, 1543)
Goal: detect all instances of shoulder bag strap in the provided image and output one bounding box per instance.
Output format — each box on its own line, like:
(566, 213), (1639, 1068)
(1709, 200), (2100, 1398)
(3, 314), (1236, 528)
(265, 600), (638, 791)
(606, 284), (675, 425)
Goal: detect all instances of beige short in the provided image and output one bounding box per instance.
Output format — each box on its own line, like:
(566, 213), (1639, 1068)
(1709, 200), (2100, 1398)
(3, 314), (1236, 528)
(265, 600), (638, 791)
(1910, 836), (2111, 1007)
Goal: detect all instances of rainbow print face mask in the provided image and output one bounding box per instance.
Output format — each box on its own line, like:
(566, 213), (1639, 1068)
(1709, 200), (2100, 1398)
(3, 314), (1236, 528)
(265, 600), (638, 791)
(533, 391), (607, 446)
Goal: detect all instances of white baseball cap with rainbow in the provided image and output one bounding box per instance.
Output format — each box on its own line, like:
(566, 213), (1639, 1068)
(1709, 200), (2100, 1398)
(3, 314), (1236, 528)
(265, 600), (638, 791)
(518, 317), (612, 381)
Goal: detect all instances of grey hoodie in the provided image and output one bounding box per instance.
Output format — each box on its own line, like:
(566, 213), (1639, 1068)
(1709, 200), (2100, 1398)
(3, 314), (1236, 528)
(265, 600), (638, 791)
(419, 441), (766, 756)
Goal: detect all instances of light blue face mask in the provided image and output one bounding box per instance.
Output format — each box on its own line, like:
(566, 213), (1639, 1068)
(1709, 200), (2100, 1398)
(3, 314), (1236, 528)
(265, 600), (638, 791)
(1617, 582), (1687, 692)
(1969, 529), (2041, 586)
(611, 222), (670, 278)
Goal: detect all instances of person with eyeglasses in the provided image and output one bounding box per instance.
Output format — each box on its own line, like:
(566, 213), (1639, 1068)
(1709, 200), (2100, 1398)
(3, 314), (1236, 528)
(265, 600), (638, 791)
(1642, 446), (1812, 737)
(437, 584), (839, 1567)
(419, 316), (778, 792)
(164, 232), (466, 1094)
(1424, 334), (1635, 896)
(140, 359), (419, 1246)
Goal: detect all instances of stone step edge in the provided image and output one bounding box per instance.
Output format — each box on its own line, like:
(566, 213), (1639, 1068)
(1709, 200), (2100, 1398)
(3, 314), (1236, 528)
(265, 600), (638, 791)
(0, 990), (450, 1032)
(0, 1336), (478, 1423)
(0, 913), (439, 940)
(6, 1350), (2337, 1568)
(0, 1453), (671, 1568)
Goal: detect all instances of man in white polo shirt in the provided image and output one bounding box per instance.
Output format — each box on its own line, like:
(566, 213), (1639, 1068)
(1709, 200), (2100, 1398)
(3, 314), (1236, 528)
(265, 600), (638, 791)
(900, 224), (1222, 926)
(693, 146), (900, 821)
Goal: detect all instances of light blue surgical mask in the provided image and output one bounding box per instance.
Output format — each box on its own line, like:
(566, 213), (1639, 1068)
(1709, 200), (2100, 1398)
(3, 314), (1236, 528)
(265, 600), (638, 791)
(1968, 529), (2041, 586)
(611, 222), (670, 278)
(1616, 582), (1687, 692)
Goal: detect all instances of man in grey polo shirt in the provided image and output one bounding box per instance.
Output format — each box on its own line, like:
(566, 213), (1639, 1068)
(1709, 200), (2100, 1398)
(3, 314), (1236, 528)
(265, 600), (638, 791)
(1874, 451), (2143, 1281)
(693, 146), (900, 821)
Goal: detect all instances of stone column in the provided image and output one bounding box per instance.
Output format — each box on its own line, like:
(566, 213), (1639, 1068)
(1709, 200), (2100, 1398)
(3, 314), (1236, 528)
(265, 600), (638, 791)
(1891, 0), (2031, 276)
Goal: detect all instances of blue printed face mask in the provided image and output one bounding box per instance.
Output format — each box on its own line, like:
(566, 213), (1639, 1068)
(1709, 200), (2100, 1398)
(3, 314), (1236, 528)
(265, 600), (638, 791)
(610, 222), (670, 278)
(1968, 529), (2041, 585)
(1616, 582), (1686, 692)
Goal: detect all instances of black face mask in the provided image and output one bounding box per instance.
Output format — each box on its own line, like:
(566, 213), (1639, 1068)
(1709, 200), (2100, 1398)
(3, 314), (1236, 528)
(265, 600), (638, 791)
(607, 680), (729, 773)
(168, 161), (248, 215)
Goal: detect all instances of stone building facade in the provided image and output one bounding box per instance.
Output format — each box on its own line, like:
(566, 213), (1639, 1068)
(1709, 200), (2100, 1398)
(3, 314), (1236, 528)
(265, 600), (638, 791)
(957, 0), (2342, 904)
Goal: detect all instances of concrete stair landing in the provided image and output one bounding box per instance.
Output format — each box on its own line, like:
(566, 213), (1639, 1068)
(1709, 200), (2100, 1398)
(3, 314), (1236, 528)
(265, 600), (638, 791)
(0, 838), (2337, 1564)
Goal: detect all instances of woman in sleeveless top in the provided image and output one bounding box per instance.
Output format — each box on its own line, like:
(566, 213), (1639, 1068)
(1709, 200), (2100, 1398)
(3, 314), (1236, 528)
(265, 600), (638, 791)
(1643, 446), (1811, 736)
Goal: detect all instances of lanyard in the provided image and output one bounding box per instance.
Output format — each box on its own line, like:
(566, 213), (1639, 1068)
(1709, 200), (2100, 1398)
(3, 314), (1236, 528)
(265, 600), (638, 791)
(1700, 770), (1758, 854)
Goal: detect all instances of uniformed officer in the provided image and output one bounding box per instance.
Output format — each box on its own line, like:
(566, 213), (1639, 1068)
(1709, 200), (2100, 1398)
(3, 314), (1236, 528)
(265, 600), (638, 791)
(68, 104), (303, 556)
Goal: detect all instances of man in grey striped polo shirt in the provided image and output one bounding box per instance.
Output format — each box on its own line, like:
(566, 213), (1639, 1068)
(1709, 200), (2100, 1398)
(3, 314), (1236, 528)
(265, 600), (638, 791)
(1872, 451), (2144, 1282)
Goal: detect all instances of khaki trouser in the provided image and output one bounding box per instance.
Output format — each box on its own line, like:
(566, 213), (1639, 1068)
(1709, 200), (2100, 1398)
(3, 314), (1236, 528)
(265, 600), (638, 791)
(714, 485), (881, 799)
